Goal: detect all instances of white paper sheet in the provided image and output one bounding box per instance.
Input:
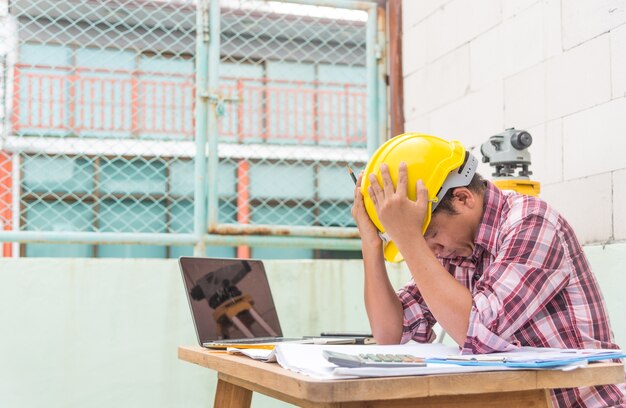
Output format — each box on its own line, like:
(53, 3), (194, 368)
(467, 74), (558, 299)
(226, 347), (277, 362)
(273, 343), (624, 380)
(274, 343), (516, 380)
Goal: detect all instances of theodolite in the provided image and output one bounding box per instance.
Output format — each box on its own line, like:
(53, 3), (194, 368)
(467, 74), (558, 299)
(480, 128), (540, 196)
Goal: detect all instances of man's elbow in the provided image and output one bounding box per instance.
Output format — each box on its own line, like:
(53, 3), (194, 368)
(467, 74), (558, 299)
(372, 330), (402, 345)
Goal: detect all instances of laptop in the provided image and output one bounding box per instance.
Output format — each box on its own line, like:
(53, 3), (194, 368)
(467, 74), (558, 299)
(179, 256), (311, 349)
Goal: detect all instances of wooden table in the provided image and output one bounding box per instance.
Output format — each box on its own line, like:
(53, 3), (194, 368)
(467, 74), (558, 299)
(178, 345), (624, 408)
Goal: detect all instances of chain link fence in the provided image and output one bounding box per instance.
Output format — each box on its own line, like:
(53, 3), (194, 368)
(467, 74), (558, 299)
(0, 0), (383, 258)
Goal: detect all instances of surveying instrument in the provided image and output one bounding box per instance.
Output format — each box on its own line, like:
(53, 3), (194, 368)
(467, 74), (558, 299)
(480, 128), (540, 196)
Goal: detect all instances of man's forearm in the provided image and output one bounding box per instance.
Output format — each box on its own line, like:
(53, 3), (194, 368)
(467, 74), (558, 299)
(399, 237), (472, 347)
(362, 243), (404, 344)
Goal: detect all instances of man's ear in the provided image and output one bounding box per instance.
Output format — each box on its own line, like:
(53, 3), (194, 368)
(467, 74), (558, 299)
(452, 187), (476, 210)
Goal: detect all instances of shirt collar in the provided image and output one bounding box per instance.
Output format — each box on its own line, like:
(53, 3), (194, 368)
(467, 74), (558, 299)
(473, 181), (505, 258)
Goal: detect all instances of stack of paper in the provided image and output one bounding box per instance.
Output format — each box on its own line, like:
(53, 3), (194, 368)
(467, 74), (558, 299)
(272, 343), (624, 380)
(274, 343), (511, 379)
(227, 347), (276, 362)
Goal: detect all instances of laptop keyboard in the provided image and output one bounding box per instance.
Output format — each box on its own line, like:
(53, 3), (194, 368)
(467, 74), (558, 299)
(205, 337), (301, 345)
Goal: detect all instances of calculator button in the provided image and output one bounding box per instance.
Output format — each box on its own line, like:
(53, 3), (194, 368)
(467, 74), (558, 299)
(367, 354), (382, 362)
(377, 354), (393, 362)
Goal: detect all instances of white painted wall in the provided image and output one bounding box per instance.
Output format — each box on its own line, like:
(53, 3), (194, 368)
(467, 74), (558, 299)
(401, 0), (626, 354)
(402, 0), (626, 245)
(0, 256), (623, 408)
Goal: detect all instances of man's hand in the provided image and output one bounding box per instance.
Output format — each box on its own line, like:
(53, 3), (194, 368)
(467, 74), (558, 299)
(367, 162), (429, 244)
(352, 172), (382, 248)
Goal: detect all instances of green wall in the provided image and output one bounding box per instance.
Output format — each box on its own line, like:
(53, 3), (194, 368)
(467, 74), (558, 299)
(0, 245), (623, 407)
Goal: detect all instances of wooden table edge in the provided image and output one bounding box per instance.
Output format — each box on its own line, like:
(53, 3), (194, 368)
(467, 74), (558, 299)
(178, 345), (625, 404)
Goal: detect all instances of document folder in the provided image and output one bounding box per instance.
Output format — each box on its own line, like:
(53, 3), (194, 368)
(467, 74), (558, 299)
(426, 352), (626, 369)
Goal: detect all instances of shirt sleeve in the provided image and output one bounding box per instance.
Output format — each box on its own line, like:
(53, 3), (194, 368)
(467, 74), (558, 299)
(462, 213), (570, 354)
(396, 280), (437, 344)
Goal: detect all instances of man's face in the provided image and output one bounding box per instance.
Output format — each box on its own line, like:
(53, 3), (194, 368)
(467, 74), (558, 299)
(423, 202), (477, 259)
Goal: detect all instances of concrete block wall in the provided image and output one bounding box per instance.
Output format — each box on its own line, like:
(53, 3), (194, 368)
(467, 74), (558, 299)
(403, 0), (626, 245)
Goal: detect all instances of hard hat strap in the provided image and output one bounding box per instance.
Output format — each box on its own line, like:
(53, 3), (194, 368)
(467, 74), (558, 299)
(432, 152), (478, 212)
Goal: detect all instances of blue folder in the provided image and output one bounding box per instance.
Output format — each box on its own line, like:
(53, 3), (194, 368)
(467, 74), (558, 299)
(425, 352), (626, 368)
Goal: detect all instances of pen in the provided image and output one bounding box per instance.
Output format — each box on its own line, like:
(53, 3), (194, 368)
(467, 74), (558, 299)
(444, 355), (507, 362)
(347, 165), (357, 185)
(312, 338), (357, 345)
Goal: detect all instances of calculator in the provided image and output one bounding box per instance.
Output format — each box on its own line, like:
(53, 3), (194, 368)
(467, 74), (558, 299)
(322, 350), (426, 368)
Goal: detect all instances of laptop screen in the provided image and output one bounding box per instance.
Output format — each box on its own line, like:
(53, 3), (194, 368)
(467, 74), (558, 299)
(179, 257), (283, 344)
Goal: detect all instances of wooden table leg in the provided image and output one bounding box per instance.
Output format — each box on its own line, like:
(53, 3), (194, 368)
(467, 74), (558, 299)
(214, 377), (252, 408)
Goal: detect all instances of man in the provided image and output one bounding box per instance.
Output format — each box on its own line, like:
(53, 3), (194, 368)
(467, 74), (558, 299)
(352, 134), (625, 407)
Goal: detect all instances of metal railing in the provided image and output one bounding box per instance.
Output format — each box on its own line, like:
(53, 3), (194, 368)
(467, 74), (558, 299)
(13, 65), (367, 146)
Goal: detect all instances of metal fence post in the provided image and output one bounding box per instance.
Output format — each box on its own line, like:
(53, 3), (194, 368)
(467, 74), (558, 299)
(194, 0), (210, 256)
(377, 4), (388, 145)
(205, 0), (220, 235)
(366, 4), (379, 157)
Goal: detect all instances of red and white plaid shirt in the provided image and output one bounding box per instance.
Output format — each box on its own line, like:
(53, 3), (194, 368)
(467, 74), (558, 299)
(397, 181), (625, 407)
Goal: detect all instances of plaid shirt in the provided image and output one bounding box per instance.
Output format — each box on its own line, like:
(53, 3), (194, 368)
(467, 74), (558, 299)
(397, 181), (625, 407)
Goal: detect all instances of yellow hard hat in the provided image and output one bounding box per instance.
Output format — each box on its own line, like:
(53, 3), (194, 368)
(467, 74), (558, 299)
(361, 133), (478, 263)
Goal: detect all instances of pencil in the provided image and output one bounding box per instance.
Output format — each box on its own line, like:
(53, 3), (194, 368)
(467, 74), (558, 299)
(346, 165), (357, 185)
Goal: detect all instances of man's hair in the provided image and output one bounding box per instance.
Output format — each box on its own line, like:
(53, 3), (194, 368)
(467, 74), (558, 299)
(433, 172), (486, 215)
